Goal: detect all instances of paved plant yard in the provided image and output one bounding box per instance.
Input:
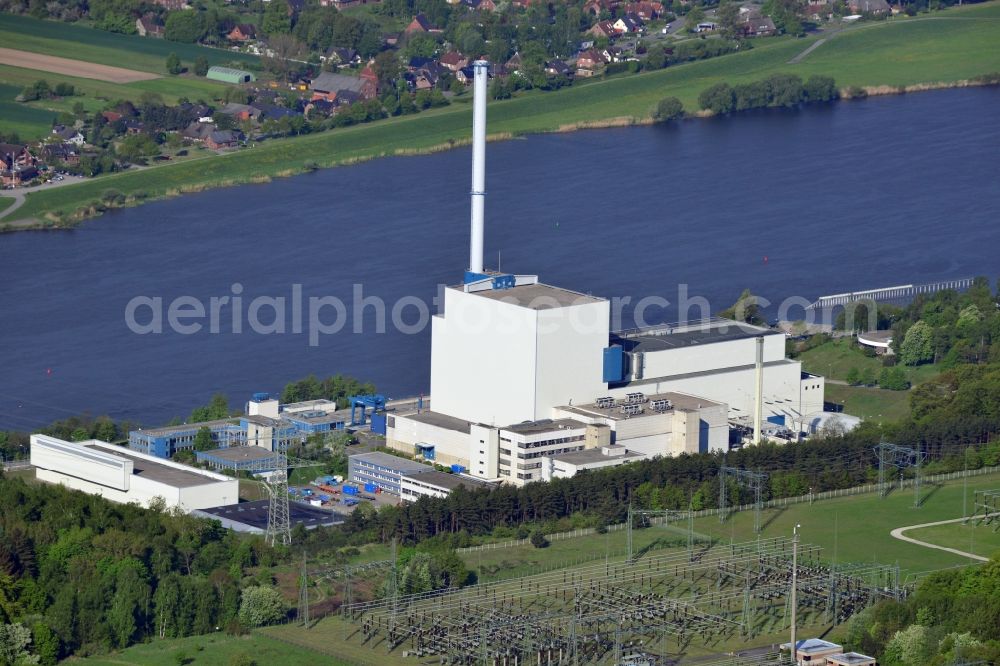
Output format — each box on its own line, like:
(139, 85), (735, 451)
(0, 47), (159, 83)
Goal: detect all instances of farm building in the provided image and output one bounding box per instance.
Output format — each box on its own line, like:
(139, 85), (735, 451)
(206, 66), (255, 84)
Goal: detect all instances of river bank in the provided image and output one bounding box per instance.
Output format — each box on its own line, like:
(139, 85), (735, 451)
(3, 2), (1000, 232)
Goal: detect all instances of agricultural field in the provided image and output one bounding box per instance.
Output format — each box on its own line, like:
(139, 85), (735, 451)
(0, 62), (230, 140)
(10, 1), (1000, 226)
(0, 14), (259, 75)
(78, 630), (337, 666)
(0, 80), (57, 140)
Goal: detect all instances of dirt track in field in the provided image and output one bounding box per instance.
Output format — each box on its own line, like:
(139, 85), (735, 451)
(0, 48), (160, 83)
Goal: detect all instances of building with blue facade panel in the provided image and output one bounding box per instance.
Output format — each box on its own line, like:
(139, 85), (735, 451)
(129, 419), (244, 458)
(347, 451), (434, 495)
(196, 445), (280, 472)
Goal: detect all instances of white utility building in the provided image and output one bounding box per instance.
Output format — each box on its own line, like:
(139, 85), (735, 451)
(31, 434), (239, 511)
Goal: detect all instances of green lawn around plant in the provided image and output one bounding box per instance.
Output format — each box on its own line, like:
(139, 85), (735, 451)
(906, 520), (1000, 560)
(0, 14), (259, 75)
(690, 471), (1000, 574)
(800, 337), (941, 383)
(824, 382), (912, 422)
(10, 2), (1000, 225)
(78, 631), (338, 666)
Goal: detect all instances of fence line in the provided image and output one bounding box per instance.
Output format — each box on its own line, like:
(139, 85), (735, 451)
(457, 464), (1000, 553)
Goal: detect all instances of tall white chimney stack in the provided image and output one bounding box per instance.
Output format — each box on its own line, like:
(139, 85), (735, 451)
(468, 60), (488, 275)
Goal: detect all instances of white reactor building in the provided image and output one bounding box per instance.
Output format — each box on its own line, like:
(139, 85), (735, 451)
(387, 61), (825, 487)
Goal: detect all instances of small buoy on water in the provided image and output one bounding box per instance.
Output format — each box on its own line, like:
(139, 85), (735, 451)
(763, 256), (768, 264)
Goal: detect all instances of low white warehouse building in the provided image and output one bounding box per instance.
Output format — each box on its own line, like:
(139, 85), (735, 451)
(31, 434), (239, 511)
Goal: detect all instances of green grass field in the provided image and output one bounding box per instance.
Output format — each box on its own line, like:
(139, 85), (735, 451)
(0, 80), (57, 139)
(10, 1), (1000, 226)
(0, 14), (259, 75)
(690, 471), (1000, 574)
(906, 520), (1000, 560)
(824, 382), (912, 422)
(461, 524), (702, 582)
(78, 631), (337, 666)
(800, 338), (940, 384)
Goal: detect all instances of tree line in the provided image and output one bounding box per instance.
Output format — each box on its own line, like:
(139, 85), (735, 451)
(0, 477), (295, 662)
(699, 73), (839, 115)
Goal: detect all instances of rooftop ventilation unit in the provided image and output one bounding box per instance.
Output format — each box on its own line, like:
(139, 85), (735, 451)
(595, 396), (615, 409)
(650, 399), (673, 412)
(620, 403), (643, 416)
(625, 392), (646, 404)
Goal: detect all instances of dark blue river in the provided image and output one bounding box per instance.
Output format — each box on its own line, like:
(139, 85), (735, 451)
(2, 87), (999, 430)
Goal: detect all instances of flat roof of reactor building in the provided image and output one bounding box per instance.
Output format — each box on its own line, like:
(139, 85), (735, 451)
(501, 418), (588, 435)
(612, 320), (781, 353)
(549, 447), (645, 466)
(461, 283), (606, 310)
(82, 443), (218, 488)
(562, 392), (723, 421)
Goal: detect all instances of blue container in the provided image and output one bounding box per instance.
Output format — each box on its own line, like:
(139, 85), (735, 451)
(767, 415), (786, 426)
(450, 464), (465, 473)
(363, 483), (378, 493)
(343, 485), (359, 496)
(322, 475), (334, 484)
(318, 494), (331, 501)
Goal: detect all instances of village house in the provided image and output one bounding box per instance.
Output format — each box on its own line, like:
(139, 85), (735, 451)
(805, 3), (834, 19)
(612, 14), (644, 33)
(587, 19), (619, 39)
(181, 121), (212, 141)
(544, 59), (572, 77)
(0, 143), (34, 169)
(583, 0), (615, 15)
(404, 13), (442, 34)
(439, 51), (470, 72)
(51, 126), (85, 146)
(848, 0), (890, 13)
(135, 16), (164, 37)
(39, 142), (80, 166)
(205, 129), (242, 150)
(227, 24), (257, 41)
(218, 103), (263, 122)
(325, 47), (359, 66)
(623, 1), (663, 19)
(575, 48), (607, 71)
(739, 15), (776, 36)
(309, 72), (378, 102)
